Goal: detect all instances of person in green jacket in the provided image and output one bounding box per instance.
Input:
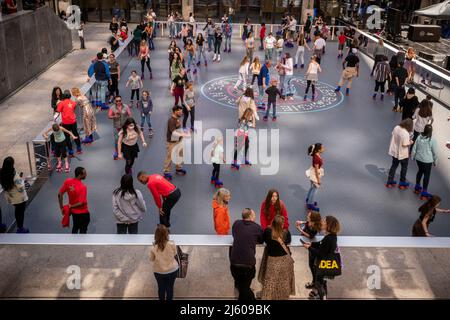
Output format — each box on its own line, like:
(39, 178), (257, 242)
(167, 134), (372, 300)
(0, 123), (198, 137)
(411, 124), (437, 200)
(133, 25), (143, 56)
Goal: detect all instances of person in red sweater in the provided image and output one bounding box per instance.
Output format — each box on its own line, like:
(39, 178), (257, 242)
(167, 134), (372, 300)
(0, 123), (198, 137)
(259, 23), (266, 51)
(212, 188), (231, 235)
(56, 90), (82, 155)
(260, 189), (289, 230)
(137, 171), (181, 228)
(58, 167), (90, 234)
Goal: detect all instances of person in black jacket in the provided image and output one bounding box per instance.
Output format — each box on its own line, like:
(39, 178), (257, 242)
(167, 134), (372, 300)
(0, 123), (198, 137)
(302, 215), (341, 300)
(400, 87), (419, 120)
(263, 79), (282, 121)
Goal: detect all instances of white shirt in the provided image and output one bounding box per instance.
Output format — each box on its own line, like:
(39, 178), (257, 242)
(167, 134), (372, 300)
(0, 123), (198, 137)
(276, 38), (284, 50)
(314, 38), (326, 50)
(239, 62), (249, 76)
(265, 36), (276, 49)
(189, 16), (195, 23)
(289, 19), (297, 31)
(413, 109), (432, 133)
(281, 58), (293, 76)
(211, 144), (224, 164)
(308, 62), (320, 74)
(388, 126), (410, 160)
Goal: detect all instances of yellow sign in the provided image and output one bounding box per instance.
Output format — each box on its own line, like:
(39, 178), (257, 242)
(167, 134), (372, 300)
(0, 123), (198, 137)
(319, 260), (339, 269)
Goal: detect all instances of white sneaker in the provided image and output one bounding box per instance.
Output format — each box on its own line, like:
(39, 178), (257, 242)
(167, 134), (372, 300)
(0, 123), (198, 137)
(218, 55), (221, 62)
(213, 54), (217, 61)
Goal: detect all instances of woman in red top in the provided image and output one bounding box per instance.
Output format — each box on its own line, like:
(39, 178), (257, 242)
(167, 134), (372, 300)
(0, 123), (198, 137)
(306, 143), (324, 211)
(260, 189), (289, 230)
(138, 40), (152, 79)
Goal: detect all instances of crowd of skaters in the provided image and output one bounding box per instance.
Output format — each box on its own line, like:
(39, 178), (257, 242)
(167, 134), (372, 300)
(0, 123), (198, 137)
(1, 8), (450, 301)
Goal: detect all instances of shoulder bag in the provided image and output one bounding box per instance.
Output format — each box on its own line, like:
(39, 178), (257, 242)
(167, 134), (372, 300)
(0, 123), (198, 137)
(314, 246), (342, 278)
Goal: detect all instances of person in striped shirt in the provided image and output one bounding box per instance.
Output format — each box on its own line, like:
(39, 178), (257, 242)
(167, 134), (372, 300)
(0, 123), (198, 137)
(372, 55), (391, 100)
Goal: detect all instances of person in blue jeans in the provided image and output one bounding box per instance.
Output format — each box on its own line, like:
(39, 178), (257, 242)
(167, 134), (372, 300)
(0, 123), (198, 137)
(203, 18), (215, 51)
(88, 52), (111, 109)
(257, 60), (271, 108)
(137, 90), (154, 137)
(306, 143), (325, 211)
(150, 224), (179, 300)
(223, 20), (233, 53)
(264, 79), (282, 121)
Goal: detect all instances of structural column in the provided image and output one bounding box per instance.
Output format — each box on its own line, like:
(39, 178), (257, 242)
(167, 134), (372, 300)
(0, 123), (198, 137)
(182, 0), (194, 20)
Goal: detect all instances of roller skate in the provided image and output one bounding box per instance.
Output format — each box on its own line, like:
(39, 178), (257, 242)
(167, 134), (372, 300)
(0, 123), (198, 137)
(385, 180), (397, 188)
(306, 202), (320, 212)
(244, 160), (252, 166)
(398, 181), (410, 190)
(82, 136), (93, 144)
(76, 147), (83, 155)
(263, 116), (268, 121)
(420, 190), (432, 201)
(345, 88), (350, 96)
(113, 151), (118, 160)
(210, 176), (217, 184)
(56, 162), (62, 173)
(231, 162), (240, 171)
(64, 162), (70, 173)
(272, 116), (277, 122)
(175, 168), (187, 176)
(334, 86), (341, 93)
(214, 180), (223, 189)
(149, 128), (154, 137)
(413, 184), (422, 195)
(16, 227), (30, 234)
(163, 173), (173, 181)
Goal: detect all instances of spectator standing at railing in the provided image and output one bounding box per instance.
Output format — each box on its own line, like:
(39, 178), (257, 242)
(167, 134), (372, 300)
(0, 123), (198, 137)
(203, 18), (215, 52)
(370, 39), (387, 76)
(0, 157), (29, 233)
(58, 167), (90, 234)
(57, 90), (83, 156)
(258, 215), (295, 300)
(230, 208), (264, 300)
(132, 24), (143, 56)
(286, 16), (297, 48)
(412, 195), (450, 237)
(223, 20), (233, 53)
(146, 18), (156, 51)
(175, 12), (183, 37)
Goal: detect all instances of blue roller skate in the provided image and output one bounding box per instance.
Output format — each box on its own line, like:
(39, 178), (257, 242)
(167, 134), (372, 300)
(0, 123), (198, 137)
(398, 181), (410, 190)
(420, 190), (432, 201)
(210, 176), (217, 185)
(231, 162), (240, 171)
(163, 173), (173, 181)
(413, 184), (422, 195)
(176, 169), (187, 176)
(214, 180), (223, 189)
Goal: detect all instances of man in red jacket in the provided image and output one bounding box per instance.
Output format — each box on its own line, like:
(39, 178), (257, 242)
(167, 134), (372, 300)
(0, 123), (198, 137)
(137, 171), (181, 228)
(56, 90), (82, 156)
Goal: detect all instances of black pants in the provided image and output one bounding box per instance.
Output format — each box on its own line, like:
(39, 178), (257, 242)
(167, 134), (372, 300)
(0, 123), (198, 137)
(131, 89), (140, 101)
(374, 80), (386, 93)
(212, 163), (221, 180)
(394, 85), (405, 107)
(388, 157), (409, 183)
(154, 270), (177, 300)
(133, 39), (140, 55)
(109, 74), (119, 97)
(161, 188), (181, 227)
(305, 80), (315, 96)
(79, 36), (85, 49)
(230, 264), (256, 300)
(182, 105), (195, 128)
(116, 222), (138, 234)
(416, 160), (432, 190)
(214, 40), (222, 54)
(14, 201), (26, 229)
(308, 250), (316, 284)
(234, 136), (249, 162)
(315, 274), (328, 300)
(61, 123), (81, 152)
(71, 213), (90, 234)
(251, 74), (258, 85)
(141, 58), (152, 75)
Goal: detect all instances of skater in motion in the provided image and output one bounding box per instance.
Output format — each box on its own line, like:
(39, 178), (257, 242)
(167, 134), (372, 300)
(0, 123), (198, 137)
(71, 87), (97, 145)
(231, 109), (254, 171)
(304, 55), (321, 101)
(411, 125), (437, 200)
(305, 143), (325, 211)
(234, 56), (250, 91)
(43, 123), (77, 173)
(211, 136), (225, 188)
(386, 119), (414, 189)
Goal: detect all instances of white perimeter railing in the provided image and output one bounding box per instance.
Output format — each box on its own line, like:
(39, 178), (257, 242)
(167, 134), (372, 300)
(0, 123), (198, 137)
(1, 234), (450, 248)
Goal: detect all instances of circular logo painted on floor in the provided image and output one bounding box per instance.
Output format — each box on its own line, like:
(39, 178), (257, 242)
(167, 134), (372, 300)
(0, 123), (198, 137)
(200, 75), (344, 114)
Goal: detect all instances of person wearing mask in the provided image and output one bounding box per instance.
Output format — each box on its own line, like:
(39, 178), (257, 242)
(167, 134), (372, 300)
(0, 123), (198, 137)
(259, 215), (295, 300)
(296, 210), (322, 291)
(372, 55), (390, 100)
(260, 189), (289, 230)
(386, 119), (414, 189)
(334, 48), (359, 96)
(137, 90), (154, 137)
(306, 143), (325, 211)
(71, 87), (97, 145)
(392, 61), (408, 112)
(117, 118), (147, 175)
(58, 167), (90, 234)
(0, 157), (29, 233)
(412, 196), (450, 237)
(88, 52), (111, 109)
(108, 95), (132, 160)
(230, 208), (264, 300)
(137, 171), (181, 228)
(302, 216), (341, 300)
(279, 53), (294, 100)
(108, 54), (120, 103)
(112, 174), (146, 234)
(264, 79), (282, 121)
(56, 90), (83, 156)
(411, 125), (437, 199)
(212, 188), (231, 235)
(399, 87), (419, 120)
(257, 60), (271, 109)
(163, 105), (190, 181)
(371, 39), (387, 76)
(149, 224), (179, 300)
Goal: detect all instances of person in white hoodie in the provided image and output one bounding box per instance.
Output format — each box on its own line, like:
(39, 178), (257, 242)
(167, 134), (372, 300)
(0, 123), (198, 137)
(112, 174), (146, 234)
(279, 52), (294, 100)
(234, 56), (250, 91)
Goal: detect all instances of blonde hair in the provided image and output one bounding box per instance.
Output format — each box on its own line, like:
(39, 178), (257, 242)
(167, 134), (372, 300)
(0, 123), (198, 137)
(240, 56), (249, 67)
(252, 56), (261, 69)
(213, 188), (231, 206)
(71, 87), (81, 97)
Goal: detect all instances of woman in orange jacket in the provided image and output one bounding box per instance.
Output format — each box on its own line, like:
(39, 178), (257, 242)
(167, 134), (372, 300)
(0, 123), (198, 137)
(212, 188), (231, 235)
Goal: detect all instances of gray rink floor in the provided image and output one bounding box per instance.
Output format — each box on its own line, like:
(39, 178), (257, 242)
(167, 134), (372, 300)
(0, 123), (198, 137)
(10, 36), (450, 236)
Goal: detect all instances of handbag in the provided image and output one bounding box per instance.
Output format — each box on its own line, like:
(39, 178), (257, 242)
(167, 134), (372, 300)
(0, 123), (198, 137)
(257, 246), (269, 284)
(305, 166), (324, 183)
(314, 246), (342, 278)
(174, 245), (189, 278)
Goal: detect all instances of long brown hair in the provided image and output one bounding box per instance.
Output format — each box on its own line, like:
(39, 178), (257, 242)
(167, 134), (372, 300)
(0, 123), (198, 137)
(264, 189), (282, 222)
(271, 214), (285, 240)
(399, 118), (413, 133)
(325, 216), (341, 235)
(418, 99), (432, 118)
(309, 211), (322, 232)
(419, 195), (441, 217)
(154, 224), (169, 251)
